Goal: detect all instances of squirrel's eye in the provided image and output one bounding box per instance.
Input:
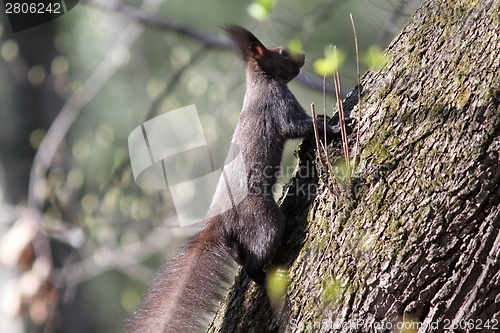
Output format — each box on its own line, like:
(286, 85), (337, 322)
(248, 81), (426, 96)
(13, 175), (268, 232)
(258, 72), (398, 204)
(280, 50), (289, 57)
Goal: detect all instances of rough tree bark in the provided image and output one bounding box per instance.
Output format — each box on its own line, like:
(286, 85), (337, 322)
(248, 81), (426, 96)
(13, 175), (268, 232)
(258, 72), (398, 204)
(208, 0), (500, 332)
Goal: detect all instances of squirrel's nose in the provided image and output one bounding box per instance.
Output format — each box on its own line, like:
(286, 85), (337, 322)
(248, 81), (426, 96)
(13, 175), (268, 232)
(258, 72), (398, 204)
(298, 53), (305, 67)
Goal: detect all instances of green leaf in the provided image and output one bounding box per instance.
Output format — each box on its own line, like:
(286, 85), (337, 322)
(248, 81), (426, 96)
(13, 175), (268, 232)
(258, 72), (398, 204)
(362, 45), (390, 69)
(266, 266), (290, 301)
(257, 0), (277, 11)
(313, 47), (346, 76)
(287, 38), (303, 59)
(247, 0), (276, 21)
(323, 277), (343, 303)
(247, 3), (269, 21)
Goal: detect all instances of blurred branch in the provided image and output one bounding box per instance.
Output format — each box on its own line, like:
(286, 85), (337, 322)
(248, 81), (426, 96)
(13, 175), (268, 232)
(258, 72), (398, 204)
(0, 202), (42, 223)
(82, 0), (231, 49)
(0, 202), (194, 286)
(143, 46), (209, 121)
(98, 45), (209, 200)
(81, 0), (344, 97)
(27, 0), (162, 211)
(60, 219), (198, 285)
(296, 71), (342, 96)
(24, 0), (163, 306)
(307, 0), (347, 24)
(376, 0), (419, 47)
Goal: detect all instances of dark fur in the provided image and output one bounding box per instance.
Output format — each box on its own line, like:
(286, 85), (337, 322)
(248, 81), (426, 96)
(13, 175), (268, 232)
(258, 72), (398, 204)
(126, 25), (339, 333)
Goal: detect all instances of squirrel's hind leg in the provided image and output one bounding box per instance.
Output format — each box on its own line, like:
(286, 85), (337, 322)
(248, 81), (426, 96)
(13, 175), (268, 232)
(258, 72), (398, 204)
(232, 196), (285, 286)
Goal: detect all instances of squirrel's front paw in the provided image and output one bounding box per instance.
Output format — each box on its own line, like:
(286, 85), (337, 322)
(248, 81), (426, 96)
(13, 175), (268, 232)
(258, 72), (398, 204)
(315, 114), (331, 123)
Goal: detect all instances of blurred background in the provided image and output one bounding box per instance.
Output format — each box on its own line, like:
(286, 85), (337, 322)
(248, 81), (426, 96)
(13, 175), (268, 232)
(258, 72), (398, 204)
(0, 0), (420, 332)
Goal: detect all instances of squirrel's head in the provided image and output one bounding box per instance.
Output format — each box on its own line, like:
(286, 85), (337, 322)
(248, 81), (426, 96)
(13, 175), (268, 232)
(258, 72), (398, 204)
(224, 25), (305, 83)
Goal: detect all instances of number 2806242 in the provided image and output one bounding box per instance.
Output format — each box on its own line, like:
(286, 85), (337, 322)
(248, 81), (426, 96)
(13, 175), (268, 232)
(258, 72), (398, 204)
(5, 2), (61, 14)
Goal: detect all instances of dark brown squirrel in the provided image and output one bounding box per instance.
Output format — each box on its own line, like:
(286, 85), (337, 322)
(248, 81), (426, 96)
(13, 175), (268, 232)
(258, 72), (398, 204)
(126, 25), (339, 333)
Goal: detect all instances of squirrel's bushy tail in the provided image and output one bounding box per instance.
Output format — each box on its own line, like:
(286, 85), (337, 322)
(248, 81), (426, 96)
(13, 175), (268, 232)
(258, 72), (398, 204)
(126, 224), (235, 333)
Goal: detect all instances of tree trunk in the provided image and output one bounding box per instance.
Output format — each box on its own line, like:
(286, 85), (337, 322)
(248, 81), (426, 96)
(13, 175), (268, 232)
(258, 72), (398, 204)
(209, 0), (500, 332)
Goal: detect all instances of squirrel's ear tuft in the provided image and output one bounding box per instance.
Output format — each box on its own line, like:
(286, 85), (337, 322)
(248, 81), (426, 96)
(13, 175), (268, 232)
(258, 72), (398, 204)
(223, 25), (267, 62)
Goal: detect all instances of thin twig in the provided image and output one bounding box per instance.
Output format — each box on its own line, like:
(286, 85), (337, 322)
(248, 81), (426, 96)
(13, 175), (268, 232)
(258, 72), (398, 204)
(350, 14), (361, 179)
(336, 71), (349, 166)
(323, 74), (328, 153)
(320, 74), (337, 193)
(331, 47), (350, 181)
(311, 103), (337, 195)
(310, 103), (325, 167)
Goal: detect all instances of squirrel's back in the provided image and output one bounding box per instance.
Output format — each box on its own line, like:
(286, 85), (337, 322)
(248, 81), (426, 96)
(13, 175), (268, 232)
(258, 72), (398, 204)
(223, 25), (307, 199)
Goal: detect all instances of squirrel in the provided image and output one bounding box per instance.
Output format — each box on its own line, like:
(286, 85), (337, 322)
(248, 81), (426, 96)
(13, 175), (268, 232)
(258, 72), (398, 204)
(126, 25), (339, 333)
